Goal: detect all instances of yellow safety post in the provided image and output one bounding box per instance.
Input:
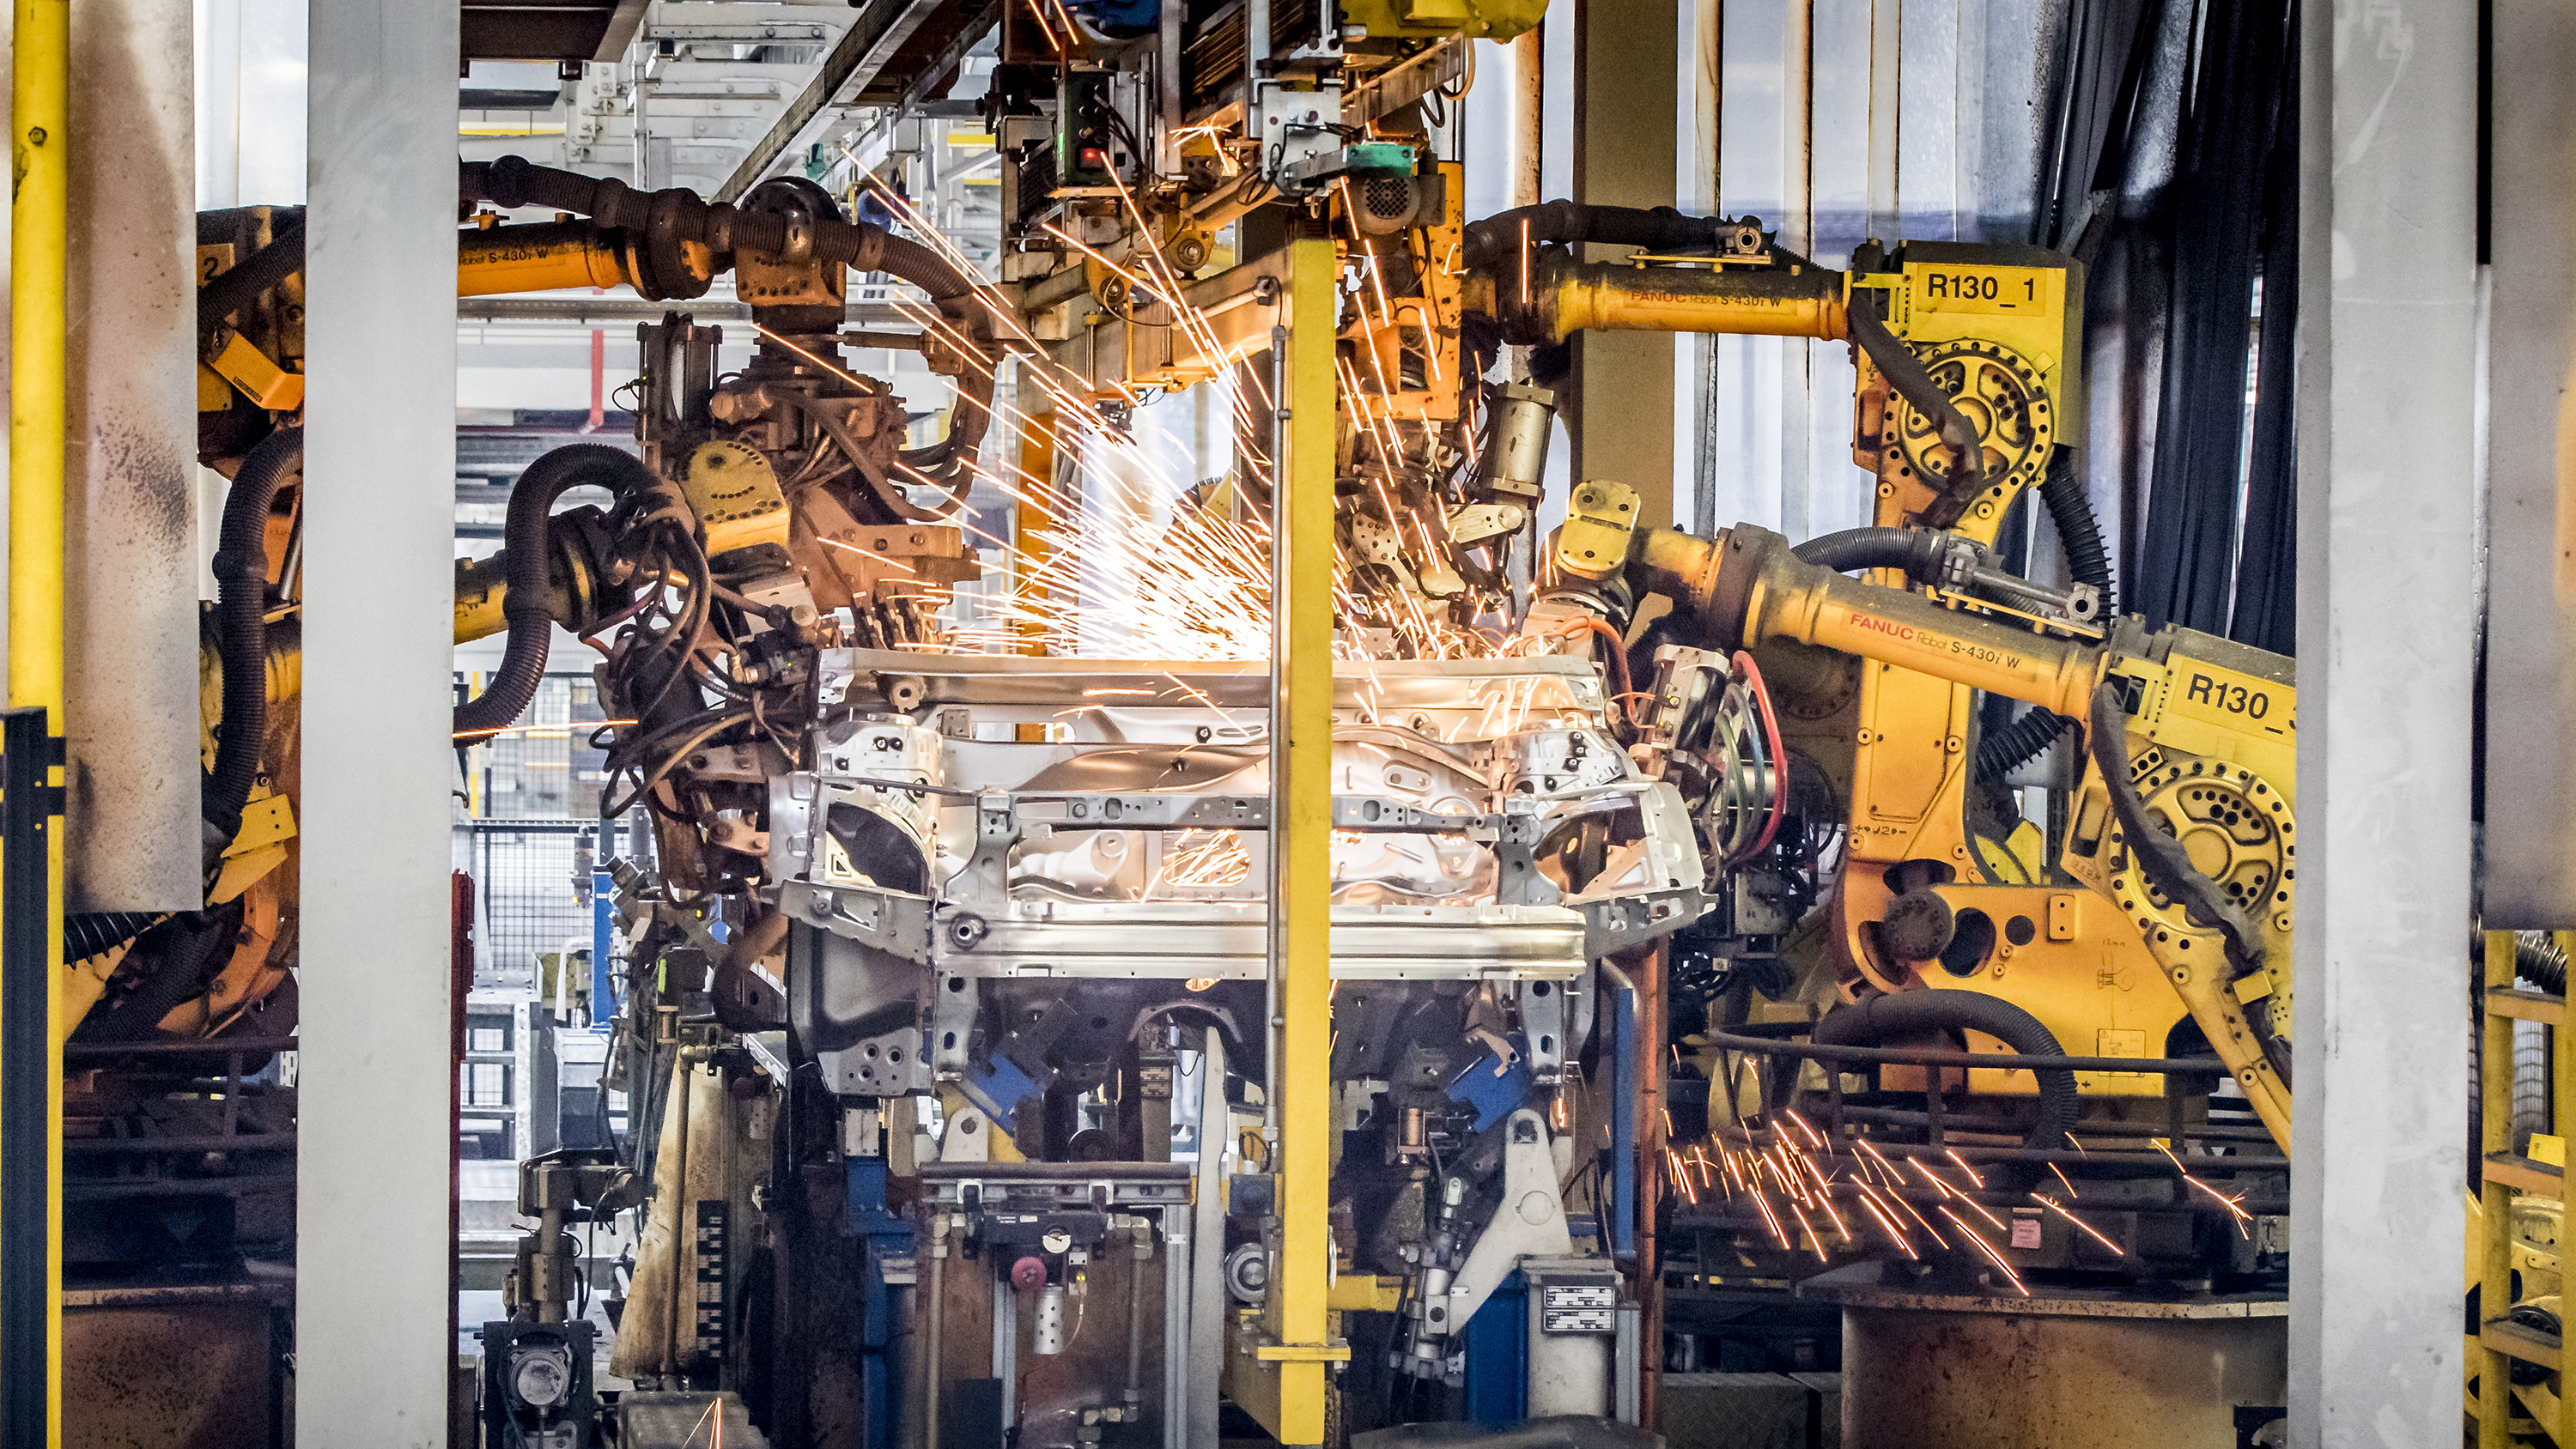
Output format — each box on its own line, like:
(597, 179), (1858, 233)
(8, 0), (69, 1440)
(1254, 233), (1343, 1446)
(2474, 932), (2576, 1440)
(2479, 929), (2514, 1449)
(1015, 405), (1059, 659)
(2560, 932), (2574, 1449)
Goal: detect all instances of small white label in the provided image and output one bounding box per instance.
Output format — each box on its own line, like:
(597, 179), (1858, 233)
(1543, 1285), (1618, 1310)
(2010, 1217), (2044, 1250)
(1543, 1309), (1616, 1334)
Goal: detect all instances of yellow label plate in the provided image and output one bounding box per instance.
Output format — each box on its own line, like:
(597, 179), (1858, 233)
(197, 242), (236, 286)
(2163, 658), (2293, 741)
(1907, 263), (2058, 317)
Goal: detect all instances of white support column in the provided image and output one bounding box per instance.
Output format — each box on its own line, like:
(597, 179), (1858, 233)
(298, 0), (457, 1442)
(2287, 0), (2478, 1440)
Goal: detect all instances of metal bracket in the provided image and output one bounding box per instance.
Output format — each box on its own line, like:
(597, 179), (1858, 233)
(962, 791), (1018, 897)
(1431, 1109), (1572, 1354)
(1521, 979), (1570, 1085)
(1577, 887), (1709, 960)
(1254, 1341), (1353, 1363)
(930, 970), (977, 1076)
(779, 879), (933, 962)
(1495, 801), (1558, 906)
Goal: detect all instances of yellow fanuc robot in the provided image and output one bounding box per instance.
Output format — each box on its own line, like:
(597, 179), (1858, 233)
(1458, 210), (2293, 1150)
(1545, 484), (2295, 1149)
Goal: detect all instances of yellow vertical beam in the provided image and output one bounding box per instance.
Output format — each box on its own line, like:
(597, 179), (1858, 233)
(2559, 932), (2576, 1449)
(1258, 234), (1340, 1446)
(2478, 930), (2513, 1449)
(9, 0), (68, 1439)
(1015, 405), (1060, 658)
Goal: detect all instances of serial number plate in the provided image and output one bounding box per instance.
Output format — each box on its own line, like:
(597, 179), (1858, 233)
(1542, 1309), (1616, 1334)
(1911, 264), (2057, 316)
(2165, 659), (2292, 738)
(1542, 1285), (1616, 1309)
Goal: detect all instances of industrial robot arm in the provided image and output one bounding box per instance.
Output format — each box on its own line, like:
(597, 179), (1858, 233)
(1550, 482), (2297, 1149)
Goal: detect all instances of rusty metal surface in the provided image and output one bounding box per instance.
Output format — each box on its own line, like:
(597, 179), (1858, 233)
(64, 1300), (280, 1448)
(62, 1275), (290, 1311)
(1837, 1300), (2285, 1447)
(1796, 1260), (2286, 1319)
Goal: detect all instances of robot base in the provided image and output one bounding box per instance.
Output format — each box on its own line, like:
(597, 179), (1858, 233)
(1803, 1264), (2287, 1446)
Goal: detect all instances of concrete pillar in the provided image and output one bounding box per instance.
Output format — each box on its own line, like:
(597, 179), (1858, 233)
(2285, 0), (2478, 1440)
(1568, 0), (1677, 524)
(61, 0), (202, 912)
(298, 0), (458, 1441)
(0, 0), (207, 911)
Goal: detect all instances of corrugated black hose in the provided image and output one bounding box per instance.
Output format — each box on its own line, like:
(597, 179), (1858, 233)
(1460, 201), (1736, 270)
(1976, 457), (2119, 780)
(64, 912), (165, 965)
(1806, 988), (2081, 1152)
(205, 425), (301, 842)
(2478, 931), (2568, 996)
(1791, 526), (1964, 579)
(453, 445), (660, 740)
(197, 215), (305, 354)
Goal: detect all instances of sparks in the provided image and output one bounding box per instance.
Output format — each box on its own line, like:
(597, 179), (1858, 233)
(2031, 1194), (2125, 1257)
(1938, 1205), (2032, 1296)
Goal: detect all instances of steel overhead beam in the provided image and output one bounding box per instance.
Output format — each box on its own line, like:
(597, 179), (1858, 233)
(714, 0), (949, 202)
(459, 295), (917, 326)
(827, 4), (999, 171)
(653, 1), (844, 30)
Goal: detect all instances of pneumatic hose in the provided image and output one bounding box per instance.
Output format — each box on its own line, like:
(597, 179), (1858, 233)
(453, 445), (659, 741)
(206, 426), (301, 843)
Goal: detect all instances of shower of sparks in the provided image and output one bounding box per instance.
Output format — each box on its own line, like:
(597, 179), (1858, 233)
(1939, 1204), (2032, 1296)
(1852, 1185), (1920, 1259)
(1665, 1112), (2135, 1291)
(1153, 828), (1255, 890)
(2031, 1194), (2125, 1257)
(1783, 1197), (1828, 1262)
(795, 154), (1538, 664)
(2150, 1137), (2254, 1233)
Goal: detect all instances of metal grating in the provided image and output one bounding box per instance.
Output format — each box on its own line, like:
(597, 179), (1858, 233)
(468, 820), (594, 985)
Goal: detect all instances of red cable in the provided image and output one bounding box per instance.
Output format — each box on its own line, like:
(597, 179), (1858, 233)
(1731, 649), (1788, 858)
(1561, 618), (1635, 720)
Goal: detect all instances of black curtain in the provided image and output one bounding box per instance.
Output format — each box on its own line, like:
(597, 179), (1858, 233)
(2226, 31), (2302, 657)
(2034, 0), (2301, 654)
